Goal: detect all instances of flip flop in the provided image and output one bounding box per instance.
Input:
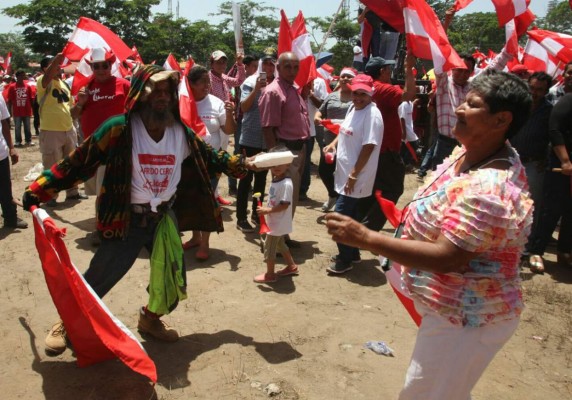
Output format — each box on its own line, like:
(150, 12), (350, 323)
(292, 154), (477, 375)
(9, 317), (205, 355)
(196, 249), (210, 261)
(276, 265), (299, 276)
(253, 273), (277, 283)
(529, 255), (545, 274)
(182, 240), (200, 250)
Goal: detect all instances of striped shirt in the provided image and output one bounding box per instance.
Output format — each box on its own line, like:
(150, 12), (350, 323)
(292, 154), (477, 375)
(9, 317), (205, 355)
(209, 65), (246, 102)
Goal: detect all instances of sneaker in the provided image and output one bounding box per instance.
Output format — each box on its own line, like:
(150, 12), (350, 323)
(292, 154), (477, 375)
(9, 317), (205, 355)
(216, 196), (233, 206)
(321, 197), (337, 212)
(330, 254), (361, 264)
(326, 262), (353, 274)
(236, 219), (255, 233)
(67, 193), (88, 201)
(137, 309), (179, 342)
(26, 141), (36, 146)
(45, 321), (67, 356)
(250, 212), (260, 227)
(14, 143), (23, 148)
(4, 217), (28, 229)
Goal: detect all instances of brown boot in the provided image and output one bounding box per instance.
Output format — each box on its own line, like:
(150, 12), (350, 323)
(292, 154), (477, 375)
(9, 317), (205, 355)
(137, 308), (179, 342)
(45, 320), (67, 356)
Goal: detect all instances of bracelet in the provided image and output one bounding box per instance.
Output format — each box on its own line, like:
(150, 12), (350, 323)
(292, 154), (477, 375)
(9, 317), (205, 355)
(348, 175), (357, 180)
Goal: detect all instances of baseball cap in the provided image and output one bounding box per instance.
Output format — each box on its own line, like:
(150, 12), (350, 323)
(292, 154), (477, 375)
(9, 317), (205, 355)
(340, 67), (357, 78)
(365, 57), (396, 76)
(211, 50), (228, 61)
(348, 74), (374, 96)
(510, 64), (531, 75)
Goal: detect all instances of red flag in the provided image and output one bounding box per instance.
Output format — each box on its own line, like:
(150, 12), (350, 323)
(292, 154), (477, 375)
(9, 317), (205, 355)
(522, 38), (563, 76)
(384, 259), (422, 327)
(163, 53), (182, 72)
(319, 119), (342, 135)
(360, 0), (405, 32)
(403, 0), (465, 73)
(514, 8), (535, 36)
(317, 64), (334, 94)
(278, 10), (317, 88)
(2, 52), (12, 74)
(374, 190), (403, 229)
(361, 19), (373, 58)
(505, 19), (519, 58)
(454, 0), (474, 11)
(62, 17), (132, 95)
(491, 0), (530, 27)
(31, 208), (157, 382)
(527, 29), (572, 64)
(130, 46), (144, 63)
(179, 57), (207, 137)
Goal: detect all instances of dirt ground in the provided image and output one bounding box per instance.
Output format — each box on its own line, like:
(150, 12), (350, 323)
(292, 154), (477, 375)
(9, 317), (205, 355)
(1, 138), (572, 400)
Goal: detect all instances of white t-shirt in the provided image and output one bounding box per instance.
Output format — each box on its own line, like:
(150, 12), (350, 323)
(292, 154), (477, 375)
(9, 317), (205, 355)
(398, 101), (418, 142)
(0, 96), (10, 161)
(353, 46), (363, 63)
(266, 177), (293, 236)
(334, 103), (383, 198)
(130, 114), (191, 210)
(196, 94), (227, 150)
(307, 77), (329, 137)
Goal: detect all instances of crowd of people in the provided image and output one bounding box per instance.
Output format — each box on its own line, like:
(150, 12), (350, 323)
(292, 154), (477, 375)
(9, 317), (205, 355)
(0, 5), (571, 398)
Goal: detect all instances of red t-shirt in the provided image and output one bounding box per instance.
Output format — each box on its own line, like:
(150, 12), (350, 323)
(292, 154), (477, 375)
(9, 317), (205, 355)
(6, 81), (36, 117)
(372, 81), (403, 153)
(80, 76), (130, 138)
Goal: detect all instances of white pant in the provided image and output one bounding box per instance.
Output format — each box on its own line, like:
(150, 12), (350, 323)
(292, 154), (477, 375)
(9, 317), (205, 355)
(399, 302), (519, 400)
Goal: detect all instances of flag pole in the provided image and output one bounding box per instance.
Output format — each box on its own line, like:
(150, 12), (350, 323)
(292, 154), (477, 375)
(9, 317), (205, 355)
(317, 0), (345, 60)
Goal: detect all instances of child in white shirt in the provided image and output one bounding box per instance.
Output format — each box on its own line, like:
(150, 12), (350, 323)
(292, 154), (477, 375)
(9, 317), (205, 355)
(254, 162), (299, 283)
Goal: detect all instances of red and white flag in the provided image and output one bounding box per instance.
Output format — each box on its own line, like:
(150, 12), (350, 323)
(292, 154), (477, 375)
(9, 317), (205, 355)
(163, 53), (182, 72)
(317, 63), (334, 93)
(1, 52), (12, 74)
(491, 0), (530, 27)
(522, 39), (563, 77)
(178, 58), (207, 137)
(62, 17), (133, 95)
(454, 0), (474, 11)
(360, 0), (405, 32)
(278, 10), (317, 88)
(505, 8), (535, 59)
(527, 29), (572, 65)
(403, 0), (465, 74)
(31, 207), (157, 381)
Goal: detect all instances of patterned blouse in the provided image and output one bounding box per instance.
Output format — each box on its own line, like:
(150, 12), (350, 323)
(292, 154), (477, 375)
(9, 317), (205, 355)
(401, 146), (533, 327)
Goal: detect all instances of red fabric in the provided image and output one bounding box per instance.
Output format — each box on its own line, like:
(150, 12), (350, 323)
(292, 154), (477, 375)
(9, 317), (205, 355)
(131, 46), (144, 63)
(5, 81), (36, 117)
(320, 119), (341, 135)
(372, 81), (404, 153)
(361, 0), (405, 32)
(32, 209), (157, 382)
(527, 29), (572, 64)
(361, 20), (373, 58)
(386, 262), (422, 327)
(278, 10), (318, 89)
(163, 53), (182, 72)
(80, 77), (130, 138)
(1, 52), (11, 74)
(491, 0), (531, 27)
(403, 0), (465, 73)
(179, 58), (207, 137)
(505, 20), (519, 58)
(515, 8), (536, 36)
(374, 190), (403, 229)
(453, 0), (474, 11)
(256, 199), (270, 234)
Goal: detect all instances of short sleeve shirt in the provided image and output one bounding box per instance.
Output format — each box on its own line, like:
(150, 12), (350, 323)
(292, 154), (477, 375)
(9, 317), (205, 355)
(0, 96), (10, 160)
(372, 81), (402, 152)
(36, 76), (74, 132)
(266, 177), (293, 236)
(196, 94), (227, 150)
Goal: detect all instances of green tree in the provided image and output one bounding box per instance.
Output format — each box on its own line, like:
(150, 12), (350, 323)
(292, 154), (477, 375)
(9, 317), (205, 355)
(447, 12), (505, 53)
(210, 1), (279, 57)
(0, 32), (39, 72)
(540, 0), (572, 34)
(2, 0), (159, 55)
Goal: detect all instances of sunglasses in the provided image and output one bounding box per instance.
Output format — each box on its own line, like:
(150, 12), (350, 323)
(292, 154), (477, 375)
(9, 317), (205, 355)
(92, 63), (110, 70)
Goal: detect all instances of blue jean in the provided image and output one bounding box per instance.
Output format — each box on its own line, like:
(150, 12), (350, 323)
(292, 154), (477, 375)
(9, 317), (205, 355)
(14, 116), (32, 144)
(335, 195), (360, 264)
(84, 211), (186, 300)
(526, 169), (572, 255)
(418, 141), (435, 177)
(431, 135), (459, 170)
(301, 137), (315, 195)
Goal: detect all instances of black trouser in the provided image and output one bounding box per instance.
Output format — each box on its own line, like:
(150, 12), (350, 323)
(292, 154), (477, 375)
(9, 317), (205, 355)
(0, 157), (17, 223)
(236, 145), (269, 221)
(318, 148), (337, 198)
(356, 151), (405, 231)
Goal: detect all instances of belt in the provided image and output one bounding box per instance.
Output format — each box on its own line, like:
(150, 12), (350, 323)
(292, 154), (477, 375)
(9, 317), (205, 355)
(131, 196), (176, 215)
(438, 134), (459, 145)
(278, 138), (306, 146)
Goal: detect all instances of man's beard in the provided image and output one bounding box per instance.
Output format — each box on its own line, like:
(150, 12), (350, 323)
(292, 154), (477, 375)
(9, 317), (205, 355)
(141, 102), (175, 130)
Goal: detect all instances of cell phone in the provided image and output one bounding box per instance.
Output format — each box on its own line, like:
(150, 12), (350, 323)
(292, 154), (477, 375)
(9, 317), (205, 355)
(259, 72), (267, 81)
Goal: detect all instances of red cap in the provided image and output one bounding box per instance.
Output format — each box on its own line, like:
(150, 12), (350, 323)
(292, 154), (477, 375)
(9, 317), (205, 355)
(348, 74), (374, 95)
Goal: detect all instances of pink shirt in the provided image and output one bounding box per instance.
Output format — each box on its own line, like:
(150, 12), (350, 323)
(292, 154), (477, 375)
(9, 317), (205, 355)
(208, 64), (246, 102)
(258, 77), (310, 141)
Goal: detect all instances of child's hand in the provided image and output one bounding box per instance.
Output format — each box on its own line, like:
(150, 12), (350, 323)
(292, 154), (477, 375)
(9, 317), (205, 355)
(257, 206), (271, 215)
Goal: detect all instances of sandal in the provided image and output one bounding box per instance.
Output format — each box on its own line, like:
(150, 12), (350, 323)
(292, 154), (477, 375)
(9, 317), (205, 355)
(182, 240), (200, 250)
(529, 255), (545, 274)
(195, 249), (210, 261)
(253, 273), (277, 283)
(276, 265), (299, 276)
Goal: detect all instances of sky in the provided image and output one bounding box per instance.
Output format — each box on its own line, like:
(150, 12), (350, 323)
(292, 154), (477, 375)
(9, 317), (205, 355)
(0, 0), (550, 36)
